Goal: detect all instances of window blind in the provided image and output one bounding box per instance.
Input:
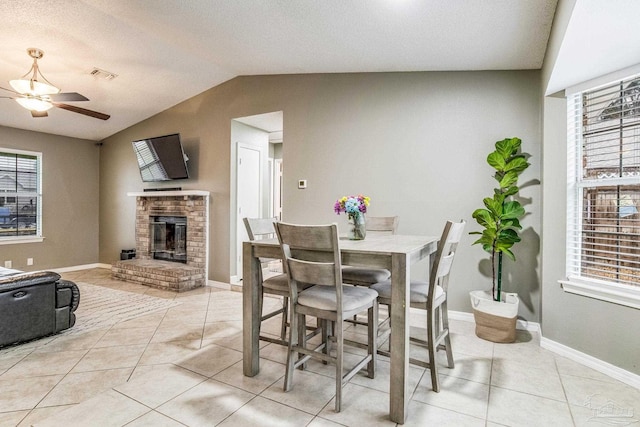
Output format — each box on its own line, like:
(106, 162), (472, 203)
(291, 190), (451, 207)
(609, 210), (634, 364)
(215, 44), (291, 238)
(567, 75), (640, 288)
(0, 150), (41, 239)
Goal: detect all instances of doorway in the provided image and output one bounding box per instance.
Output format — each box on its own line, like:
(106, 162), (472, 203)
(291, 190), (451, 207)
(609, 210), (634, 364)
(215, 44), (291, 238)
(230, 111), (283, 283)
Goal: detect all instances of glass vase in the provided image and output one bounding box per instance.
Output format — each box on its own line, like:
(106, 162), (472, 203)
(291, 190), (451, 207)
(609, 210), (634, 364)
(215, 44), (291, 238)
(348, 213), (366, 240)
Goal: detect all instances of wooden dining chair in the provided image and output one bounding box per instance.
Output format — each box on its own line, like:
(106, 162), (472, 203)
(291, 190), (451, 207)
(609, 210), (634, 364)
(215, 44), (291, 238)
(243, 217), (290, 345)
(275, 222), (379, 412)
(341, 216), (399, 287)
(371, 219), (465, 392)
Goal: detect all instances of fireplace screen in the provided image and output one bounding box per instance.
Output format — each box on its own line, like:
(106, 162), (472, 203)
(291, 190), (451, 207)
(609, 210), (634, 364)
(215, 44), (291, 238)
(150, 216), (187, 263)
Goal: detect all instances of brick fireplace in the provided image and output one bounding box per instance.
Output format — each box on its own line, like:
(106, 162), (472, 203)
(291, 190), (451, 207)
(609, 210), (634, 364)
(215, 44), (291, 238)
(112, 190), (210, 291)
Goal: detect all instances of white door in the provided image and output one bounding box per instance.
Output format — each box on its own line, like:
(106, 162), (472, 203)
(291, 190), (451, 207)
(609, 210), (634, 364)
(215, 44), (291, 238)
(273, 158), (283, 220)
(237, 144), (261, 280)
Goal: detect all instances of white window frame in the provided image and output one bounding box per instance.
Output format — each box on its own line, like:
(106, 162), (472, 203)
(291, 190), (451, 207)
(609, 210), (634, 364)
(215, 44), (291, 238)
(560, 75), (640, 310)
(0, 148), (44, 245)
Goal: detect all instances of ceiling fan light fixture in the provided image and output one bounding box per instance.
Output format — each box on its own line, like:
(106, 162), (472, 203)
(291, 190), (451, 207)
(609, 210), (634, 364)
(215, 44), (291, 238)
(15, 97), (53, 112)
(9, 48), (60, 96)
(9, 78), (60, 96)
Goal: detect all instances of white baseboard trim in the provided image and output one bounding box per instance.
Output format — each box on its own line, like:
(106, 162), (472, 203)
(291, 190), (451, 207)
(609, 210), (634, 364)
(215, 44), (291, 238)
(52, 263), (111, 273)
(540, 336), (640, 390)
(208, 280), (230, 290)
(448, 310), (542, 333)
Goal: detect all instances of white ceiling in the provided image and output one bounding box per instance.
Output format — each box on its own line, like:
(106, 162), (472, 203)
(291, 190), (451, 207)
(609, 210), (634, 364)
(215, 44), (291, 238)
(546, 0), (640, 95)
(0, 0), (562, 141)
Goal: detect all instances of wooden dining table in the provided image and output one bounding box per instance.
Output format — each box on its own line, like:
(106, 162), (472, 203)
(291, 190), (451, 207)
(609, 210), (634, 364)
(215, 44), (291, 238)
(242, 233), (438, 424)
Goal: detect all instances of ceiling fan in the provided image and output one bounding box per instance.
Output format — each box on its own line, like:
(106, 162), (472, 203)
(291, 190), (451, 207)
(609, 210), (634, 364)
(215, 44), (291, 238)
(0, 48), (110, 120)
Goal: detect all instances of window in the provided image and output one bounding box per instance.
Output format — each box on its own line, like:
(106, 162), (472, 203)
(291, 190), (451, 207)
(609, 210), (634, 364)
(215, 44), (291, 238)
(0, 149), (42, 243)
(564, 74), (640, 308)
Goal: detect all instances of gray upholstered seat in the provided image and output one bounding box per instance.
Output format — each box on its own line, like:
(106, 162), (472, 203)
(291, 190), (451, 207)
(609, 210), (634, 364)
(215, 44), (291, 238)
(298, 284), (378, 312)
(371, 279), (444, 304)
(340, 267), (390, 285)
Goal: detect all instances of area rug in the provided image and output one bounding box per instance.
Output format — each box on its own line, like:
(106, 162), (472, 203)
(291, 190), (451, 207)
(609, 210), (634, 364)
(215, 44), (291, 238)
(62, 282), (182, 335)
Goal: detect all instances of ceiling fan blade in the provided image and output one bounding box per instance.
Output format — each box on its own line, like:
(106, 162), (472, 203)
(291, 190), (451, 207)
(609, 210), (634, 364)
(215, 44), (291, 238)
(52, 102), (110, 120)
(31, 110), (48, 118)
(49, 92), (89, 102)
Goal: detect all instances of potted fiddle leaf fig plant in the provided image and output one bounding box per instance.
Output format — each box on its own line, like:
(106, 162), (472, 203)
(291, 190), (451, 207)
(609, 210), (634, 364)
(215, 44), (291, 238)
(469, 137), (530, 343)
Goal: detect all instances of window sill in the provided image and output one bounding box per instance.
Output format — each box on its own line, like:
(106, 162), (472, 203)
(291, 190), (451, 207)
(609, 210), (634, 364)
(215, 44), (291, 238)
(0, 236), (44, 245)
(559, 276), (640, 310)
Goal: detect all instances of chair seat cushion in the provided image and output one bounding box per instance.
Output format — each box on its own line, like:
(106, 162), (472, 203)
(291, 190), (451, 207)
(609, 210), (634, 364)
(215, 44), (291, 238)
(298, 285), (378, 312)
(370, 280), (443, 303)
(262, 274), (289, 292)
(341, 266), (391, 285)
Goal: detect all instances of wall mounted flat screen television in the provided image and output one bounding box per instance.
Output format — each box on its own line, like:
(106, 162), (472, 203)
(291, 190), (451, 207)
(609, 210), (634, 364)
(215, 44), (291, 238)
(132, 133), (189, 182)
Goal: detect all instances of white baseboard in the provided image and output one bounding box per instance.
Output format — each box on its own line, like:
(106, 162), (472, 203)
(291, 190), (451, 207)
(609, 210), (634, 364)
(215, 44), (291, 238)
(208, 280), (230, 290)
(52, 263), (111, 273)
(540, 337), (640, 390)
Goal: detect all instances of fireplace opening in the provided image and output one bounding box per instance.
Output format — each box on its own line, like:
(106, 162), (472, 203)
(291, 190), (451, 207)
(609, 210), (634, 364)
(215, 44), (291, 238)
(150, 216), (187, 263)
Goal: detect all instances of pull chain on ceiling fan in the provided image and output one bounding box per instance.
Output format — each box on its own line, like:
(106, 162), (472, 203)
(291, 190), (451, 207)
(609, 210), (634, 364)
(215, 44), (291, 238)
(0, 48), (110, 120)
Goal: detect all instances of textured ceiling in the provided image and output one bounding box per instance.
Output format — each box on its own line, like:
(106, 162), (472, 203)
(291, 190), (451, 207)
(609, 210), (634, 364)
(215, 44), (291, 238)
(0, 0), (558, 141)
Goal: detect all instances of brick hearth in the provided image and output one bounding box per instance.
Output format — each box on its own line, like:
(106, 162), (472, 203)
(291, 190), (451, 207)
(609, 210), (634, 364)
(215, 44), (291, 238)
(112, 259), (205, 292)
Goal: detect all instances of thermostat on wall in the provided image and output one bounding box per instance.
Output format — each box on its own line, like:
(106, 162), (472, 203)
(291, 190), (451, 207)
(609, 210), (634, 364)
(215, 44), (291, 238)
(298, 179), (307, 189)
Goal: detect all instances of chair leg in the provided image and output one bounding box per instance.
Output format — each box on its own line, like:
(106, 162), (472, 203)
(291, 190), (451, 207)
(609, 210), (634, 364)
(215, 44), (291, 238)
(441, 301), (454, 369)
(335, 317), (344, 413)
(298, 314), (307, 370)
(427, 307), (440, 392)
(367, 301), (378, 379)
(280, 296), (289, 340)
(283, 309), (298, 392)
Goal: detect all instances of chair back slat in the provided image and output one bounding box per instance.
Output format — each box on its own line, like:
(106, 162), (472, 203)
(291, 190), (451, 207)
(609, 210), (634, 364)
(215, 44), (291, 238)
(445, 220), (465, 247)
(243, 217), (278, 240)
(435, 252), (455, 278)
(366, 216), (399, 235)
(429, 220), (465, 299)
(275, 222), (343, 297)
(288, 258), (338, 287)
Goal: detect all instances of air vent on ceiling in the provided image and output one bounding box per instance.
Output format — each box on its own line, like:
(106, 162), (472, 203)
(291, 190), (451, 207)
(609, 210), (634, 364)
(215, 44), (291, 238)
(89, 67), (117, 80)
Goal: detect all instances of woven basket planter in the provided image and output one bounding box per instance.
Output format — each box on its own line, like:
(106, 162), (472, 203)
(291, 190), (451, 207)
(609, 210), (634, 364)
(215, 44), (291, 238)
(470, 290), (519, 343)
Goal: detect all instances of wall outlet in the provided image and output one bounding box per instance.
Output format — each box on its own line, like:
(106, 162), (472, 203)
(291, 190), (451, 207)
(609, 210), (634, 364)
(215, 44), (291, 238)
(4, 261), (12, 268)
(298, 179), (307, 189)
(27, 258), (34, 266)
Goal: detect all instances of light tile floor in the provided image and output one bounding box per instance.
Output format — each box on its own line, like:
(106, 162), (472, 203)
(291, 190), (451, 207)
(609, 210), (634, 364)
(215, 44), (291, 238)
(1, 268), (638, 427)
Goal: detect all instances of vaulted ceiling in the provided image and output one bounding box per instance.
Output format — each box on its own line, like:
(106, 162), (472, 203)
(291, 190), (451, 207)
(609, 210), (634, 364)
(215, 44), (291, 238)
(3, 1), (634, 142)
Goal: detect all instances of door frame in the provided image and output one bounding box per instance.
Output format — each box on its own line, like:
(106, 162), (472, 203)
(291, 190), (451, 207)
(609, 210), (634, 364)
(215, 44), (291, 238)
(234, 142), (262, 283)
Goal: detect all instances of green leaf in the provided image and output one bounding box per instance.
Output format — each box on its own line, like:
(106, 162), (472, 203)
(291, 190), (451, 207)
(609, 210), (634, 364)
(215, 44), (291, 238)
(472, 209), (496, 229)
(502, 248), (516, 261)
(501, 201), (525, 219)
(505, 156), (529, 174)
(495, 138), (514, 158)
(502, 185), (519, 197)
(499, 171), (518, 188)
(501, 218), (522, 230)
(498, 229), (521, 244)
(483, 197), (503, 217)
(487, 152), (506, 171)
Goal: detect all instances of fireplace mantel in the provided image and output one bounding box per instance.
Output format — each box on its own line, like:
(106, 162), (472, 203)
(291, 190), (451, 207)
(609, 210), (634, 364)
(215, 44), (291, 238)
(127, 190), (210, 198)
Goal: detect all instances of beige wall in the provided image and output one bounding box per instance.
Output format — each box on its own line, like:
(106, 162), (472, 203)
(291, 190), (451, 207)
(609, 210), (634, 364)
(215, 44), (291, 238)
(540, 0), (640, 374)
(99, 70), (543, 322)
(0, 125), (100, 271)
